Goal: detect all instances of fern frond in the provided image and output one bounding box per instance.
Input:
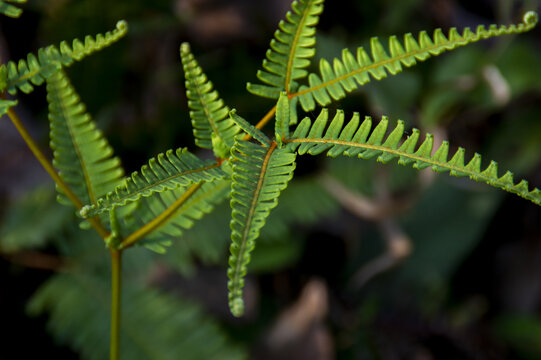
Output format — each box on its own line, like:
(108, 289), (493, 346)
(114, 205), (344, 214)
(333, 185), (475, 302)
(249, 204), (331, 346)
(47, 70), (125, 208)
(180, 43), (241, 156)
(247, 0), (324, 98)
(229, 110), (271, 146)
(125, 179), (231, 253)
(294, 11), (539, 111)
(286, 109), (541, 206)
(80, 149), (226, 218)
(0, 0), (26, 18)
(2, 20), (128, 95)
(28, 273), (247, 360)
(0, 98), (17, 117)
(228, 140), (296, 316)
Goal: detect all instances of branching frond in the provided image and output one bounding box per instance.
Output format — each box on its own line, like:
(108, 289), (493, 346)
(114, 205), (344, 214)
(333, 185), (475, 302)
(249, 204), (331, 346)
(2, 20), (128, 95)
(27, 273), (247, 360)
(286, 109), (541, 206)
(228, 140), (296, 316)
(0, 0), (26, 18)
(180, 43), (241, 156)
(247, 0), (324, 98)
(125, 179), (231, 253)
(47, 70), (125, 208)
(294, 11), (539, 111)
(80, 149), (226, 218)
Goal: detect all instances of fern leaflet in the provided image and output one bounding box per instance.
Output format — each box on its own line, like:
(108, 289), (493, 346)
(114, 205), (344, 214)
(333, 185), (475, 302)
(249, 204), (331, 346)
(294, 11), (539, 111)
(47, 70), (125, 208)
(228, 140), (296, 316)
(286, 109), (541, 206)
(0, 0), (26, 18)
(180, 43), (241, 157)
(0, 98), (17, 117)
(80, 149), (226, 218)
(247, 0), (324, 98)
(2, 20), (128, 95)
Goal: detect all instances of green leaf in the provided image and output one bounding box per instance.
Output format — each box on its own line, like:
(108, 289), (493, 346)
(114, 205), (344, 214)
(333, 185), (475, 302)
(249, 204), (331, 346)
(47, 70), (125, 208)
(228, 140), (296, 316)
(295, 12), (539, 110)
(80, 149), (226, 218)
(0, 0), (26, 18)
(247, 0), (324, 97)
(275, 92), (290, 146)
(229, 110), (270, 146)
(0, 98), (17, 117)
(287, 109), (541, 207)
(3, 20), (128, 95)
(27, 272), (247, 360)
(180, 43), (241, 154)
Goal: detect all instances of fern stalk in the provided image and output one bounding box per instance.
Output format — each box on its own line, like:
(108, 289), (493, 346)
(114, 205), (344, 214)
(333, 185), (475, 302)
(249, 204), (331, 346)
(119, 183), (203, 249)
(5, 108), (110, 238)
(110, 249), (122, 360)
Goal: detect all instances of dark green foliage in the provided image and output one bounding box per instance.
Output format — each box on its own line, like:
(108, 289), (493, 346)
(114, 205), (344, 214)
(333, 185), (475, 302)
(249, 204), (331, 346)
(27, 273), (247, 360)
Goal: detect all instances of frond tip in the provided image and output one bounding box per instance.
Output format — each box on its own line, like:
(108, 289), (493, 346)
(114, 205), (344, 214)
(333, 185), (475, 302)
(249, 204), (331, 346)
(3, 20), (128, 95)
(247, 0), (324, 98)
(228, 141), (296, 316)
(0, 0), (27, 18)
(180, 42), (241, 156)
(293, 12), (539, 110)
(286, 109), (541, 207)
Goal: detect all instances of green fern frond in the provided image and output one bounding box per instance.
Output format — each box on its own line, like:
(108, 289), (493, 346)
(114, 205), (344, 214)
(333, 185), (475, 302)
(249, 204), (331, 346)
(0, 0), (26, 18)
(286, 109), (541, 206)
(126, 179), (231, 253)
(180, 43), (241, 156)
(28, 273), (247, 360)
(47, 70), (125, 208)
(0, 98), (17, 117)
(229, 110), (270, 145)
(2, 20), (128, 95)
(294, 11), (539, 111)
(80, 149), (226, 218)
(247, 0), (324, 98)
(228, 140), (296, 316)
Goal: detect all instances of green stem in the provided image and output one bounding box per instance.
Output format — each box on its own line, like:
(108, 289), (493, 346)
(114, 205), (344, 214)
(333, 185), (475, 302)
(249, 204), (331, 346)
(110, 249), (122, 360)
(5, 107), (110, 239)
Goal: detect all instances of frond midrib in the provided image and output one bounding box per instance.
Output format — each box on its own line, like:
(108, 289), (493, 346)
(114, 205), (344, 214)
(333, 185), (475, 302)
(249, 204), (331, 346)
(289, 27), (525, 99)
(58, 90), (97, 205)
(233, 141), (277, 286)
(104, 162), (221, 210)
(284, 0), (314, 93)
(286, 137), (537, 202)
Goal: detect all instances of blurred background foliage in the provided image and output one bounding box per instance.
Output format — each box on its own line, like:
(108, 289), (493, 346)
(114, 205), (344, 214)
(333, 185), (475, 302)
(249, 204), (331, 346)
(1, 0), (541, 359)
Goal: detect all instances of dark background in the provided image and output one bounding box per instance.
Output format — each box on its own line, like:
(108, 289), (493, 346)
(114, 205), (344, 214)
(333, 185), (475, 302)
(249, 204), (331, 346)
(1, 0), (541, 359)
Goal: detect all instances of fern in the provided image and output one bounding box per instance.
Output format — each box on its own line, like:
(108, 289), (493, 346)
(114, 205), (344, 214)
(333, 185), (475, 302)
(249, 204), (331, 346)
(180, 43), (241, 157)
(228, 134), (297, 316)
(285, 109), (541, 206)
(294, 11), (539, 111)
(80, 149), (226, 218)
(27, 273), (247, 360)
(247, 0), (324, 98)
(47, 70), (125, 208)
(125, 179), (231, 253)
(0, 0), (26, 18)
(2, 20), (128, 95)
(0, 98), (17, 117)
